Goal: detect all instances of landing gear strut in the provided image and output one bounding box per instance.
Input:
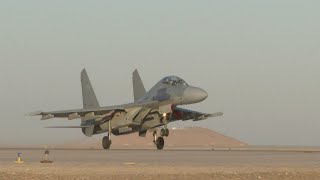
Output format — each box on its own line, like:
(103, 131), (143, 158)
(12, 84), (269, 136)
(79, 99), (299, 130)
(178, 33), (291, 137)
(153, 112), (172, 150)
(153, 131), (164, 150)
(102, 120), (112, 150)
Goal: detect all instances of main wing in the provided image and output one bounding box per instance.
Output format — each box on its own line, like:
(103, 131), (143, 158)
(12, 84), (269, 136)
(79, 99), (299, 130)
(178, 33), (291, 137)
(27, 107), (124, 120)
(27, 100), (172, 120)
(172, 107), (223, 121)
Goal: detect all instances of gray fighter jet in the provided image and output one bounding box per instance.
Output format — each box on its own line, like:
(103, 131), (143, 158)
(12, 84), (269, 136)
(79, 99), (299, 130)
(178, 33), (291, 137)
(29, 69), (223, 150)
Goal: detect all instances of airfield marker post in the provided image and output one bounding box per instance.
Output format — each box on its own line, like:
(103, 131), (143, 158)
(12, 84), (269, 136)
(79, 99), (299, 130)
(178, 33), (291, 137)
(40, 148), (53, 163)
(15, 152), (24, 164)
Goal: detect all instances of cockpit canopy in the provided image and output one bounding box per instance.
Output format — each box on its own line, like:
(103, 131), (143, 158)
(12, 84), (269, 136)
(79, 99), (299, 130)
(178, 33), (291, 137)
(162, 76), (188, 87)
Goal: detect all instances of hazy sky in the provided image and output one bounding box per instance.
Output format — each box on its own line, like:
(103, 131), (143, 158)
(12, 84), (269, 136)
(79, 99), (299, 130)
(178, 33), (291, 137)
(0, 1), (319, 146)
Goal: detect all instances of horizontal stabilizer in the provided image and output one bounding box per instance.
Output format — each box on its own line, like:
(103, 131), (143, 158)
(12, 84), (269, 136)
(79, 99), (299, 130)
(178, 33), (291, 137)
(208, 112), (224, 118)
(193, 112), (223, 121)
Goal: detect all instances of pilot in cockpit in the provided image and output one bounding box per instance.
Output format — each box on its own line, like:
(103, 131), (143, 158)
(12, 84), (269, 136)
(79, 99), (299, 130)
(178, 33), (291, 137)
(162, 76), (188, 86)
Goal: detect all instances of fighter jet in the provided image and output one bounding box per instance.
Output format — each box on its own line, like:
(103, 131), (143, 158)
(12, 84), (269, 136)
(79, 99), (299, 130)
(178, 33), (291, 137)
(29, 69), (223, 150)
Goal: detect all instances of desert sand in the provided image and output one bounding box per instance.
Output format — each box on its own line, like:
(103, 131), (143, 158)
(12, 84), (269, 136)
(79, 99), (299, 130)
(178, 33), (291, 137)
(1, 149), (320, 180)
(1, 128), (320, 179)
(2, 165), (320, 180)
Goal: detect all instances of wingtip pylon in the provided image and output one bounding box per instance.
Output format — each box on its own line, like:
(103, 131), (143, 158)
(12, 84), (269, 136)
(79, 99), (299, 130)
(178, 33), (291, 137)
(26, 111), (42, 116)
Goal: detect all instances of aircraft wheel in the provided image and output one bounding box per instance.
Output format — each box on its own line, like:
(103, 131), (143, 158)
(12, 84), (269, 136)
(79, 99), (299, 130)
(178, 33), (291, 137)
(160, 128), (169, 137)
(160, 128), (166, 137)
(102, 136), (112, 150)
(165, 129), (169, 137)
(156, 137), (164, 150)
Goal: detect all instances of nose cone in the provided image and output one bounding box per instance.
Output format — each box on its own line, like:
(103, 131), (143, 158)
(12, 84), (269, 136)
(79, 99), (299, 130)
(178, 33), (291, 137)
(183, 86), (208, 104)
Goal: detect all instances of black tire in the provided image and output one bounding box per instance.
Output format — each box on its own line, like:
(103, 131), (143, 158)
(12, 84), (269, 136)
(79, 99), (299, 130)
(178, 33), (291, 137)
(160, 128), (169, 137)
(156, 137), (164, 150)
(160, 128), (166, 137)
(102, 136), (112, 150)
(165, 129), (169, 137)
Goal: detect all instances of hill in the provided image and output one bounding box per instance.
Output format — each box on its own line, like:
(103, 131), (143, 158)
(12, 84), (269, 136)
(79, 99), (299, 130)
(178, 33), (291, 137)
(57, 127), (247, 149)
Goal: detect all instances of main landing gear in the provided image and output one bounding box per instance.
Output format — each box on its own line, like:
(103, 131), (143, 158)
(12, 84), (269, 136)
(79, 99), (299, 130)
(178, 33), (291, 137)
(153, 128), (169, 150)
(102, 120), (112, 150)
(102, 136), (112, 149)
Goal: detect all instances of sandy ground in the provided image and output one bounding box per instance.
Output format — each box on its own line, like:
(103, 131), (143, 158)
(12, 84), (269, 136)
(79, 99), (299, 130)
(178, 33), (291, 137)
(2, 165), (320, 180)
(1, 149), (320, 180)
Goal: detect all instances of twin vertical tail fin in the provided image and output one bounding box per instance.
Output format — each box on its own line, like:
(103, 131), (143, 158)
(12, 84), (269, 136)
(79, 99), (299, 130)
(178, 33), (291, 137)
(133, 69), (146, 102)
(81, 69), (100, 109)
(81, 69), (144, 108)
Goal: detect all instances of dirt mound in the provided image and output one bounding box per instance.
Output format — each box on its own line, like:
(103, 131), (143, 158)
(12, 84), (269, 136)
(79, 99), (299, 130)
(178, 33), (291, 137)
(58, 127), (247, 149)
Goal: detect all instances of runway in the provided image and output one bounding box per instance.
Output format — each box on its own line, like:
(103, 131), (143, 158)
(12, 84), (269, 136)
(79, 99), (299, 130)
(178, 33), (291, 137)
(1, 149), (320, 180)
(1, 149), (320, 166)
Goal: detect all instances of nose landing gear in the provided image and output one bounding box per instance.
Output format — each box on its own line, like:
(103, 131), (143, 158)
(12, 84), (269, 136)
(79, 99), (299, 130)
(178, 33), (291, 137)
(156, 137), (164, 150)
(153, 112), (172, 150)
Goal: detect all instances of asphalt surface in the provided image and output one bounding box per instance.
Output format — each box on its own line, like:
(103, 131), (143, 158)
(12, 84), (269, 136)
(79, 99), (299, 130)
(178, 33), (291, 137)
(1, 149), (320, 167)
